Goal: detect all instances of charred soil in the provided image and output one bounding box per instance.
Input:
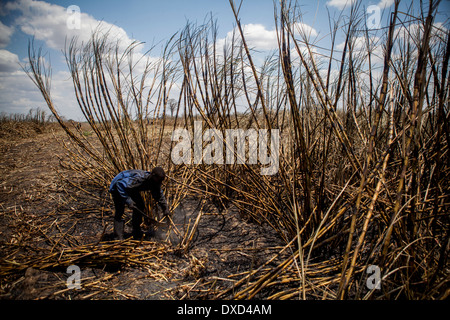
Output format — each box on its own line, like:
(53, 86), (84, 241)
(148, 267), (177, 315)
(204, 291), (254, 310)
(0, 124), (287, 299)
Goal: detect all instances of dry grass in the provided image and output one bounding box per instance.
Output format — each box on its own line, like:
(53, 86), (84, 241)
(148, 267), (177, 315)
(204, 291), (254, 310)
(17, 0), (450, 300)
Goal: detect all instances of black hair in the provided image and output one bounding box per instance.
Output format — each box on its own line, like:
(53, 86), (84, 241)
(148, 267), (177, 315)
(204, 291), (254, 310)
(151, 166), (166, 181)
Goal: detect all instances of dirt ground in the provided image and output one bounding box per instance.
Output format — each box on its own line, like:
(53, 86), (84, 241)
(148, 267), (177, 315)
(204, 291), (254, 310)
(0, 124), (288, 299)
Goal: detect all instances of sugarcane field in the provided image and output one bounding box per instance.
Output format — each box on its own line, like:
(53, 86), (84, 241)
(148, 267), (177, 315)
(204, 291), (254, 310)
(0, 0), (449, 302)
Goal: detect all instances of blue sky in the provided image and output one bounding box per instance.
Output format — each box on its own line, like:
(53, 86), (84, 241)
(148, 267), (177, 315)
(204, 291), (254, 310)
(0, 0), (448, 120)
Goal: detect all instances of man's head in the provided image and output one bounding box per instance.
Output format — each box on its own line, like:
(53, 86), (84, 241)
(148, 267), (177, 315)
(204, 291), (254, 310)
(150, 166), (166, 185)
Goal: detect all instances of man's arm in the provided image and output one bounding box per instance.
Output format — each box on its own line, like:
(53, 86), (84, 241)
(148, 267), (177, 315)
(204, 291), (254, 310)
(151, 188), (169, 216)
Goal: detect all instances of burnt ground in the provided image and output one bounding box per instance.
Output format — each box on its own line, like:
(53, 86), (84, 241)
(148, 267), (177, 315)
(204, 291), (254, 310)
(0, 124), (287, 300)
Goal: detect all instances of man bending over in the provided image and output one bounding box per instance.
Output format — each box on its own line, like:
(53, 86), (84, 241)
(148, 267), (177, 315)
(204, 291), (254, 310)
(109, 167), (169, 239)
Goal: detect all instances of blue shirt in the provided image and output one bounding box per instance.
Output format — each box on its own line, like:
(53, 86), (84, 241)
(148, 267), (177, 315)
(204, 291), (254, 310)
(109, 169), (167, 211)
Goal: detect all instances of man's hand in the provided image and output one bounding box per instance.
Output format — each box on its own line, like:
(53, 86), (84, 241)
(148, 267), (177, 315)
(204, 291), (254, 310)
(125, 198), (136, 209)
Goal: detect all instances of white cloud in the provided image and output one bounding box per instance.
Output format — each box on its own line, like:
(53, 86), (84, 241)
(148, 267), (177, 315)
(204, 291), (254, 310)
(394, 22), (448, 46)
(0, 65), (47, 115)
(0, 49), (20, 72)
(336, 36), (380, 51)
(218, 22), (318, 53)
(0, 0), (155, 120)
(293, 22), (318, 38)
(215, 23), (277, 56)
(0, 50), (80, 119)
(241, 23), (278, 51)
(377, 0), (395, 8)
(326, 0), (357, 10)
(5, 0), (136, 53)
(335, 35), (384, 68)
(0, 21), (14, 48)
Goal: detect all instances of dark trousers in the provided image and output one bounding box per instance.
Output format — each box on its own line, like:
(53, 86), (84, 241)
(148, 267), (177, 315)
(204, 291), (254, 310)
(112, 191), (145, 236)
